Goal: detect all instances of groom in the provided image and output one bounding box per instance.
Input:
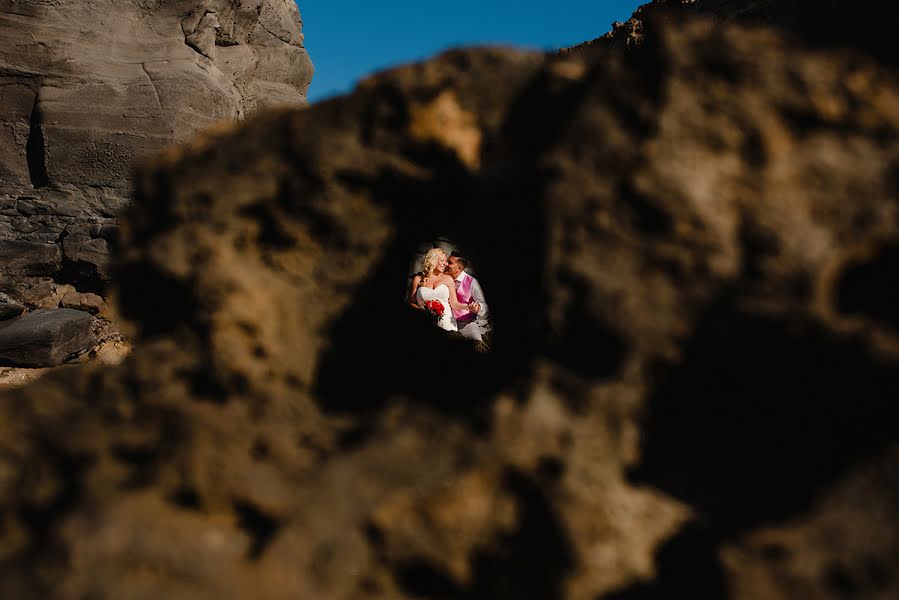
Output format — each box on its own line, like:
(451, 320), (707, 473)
(446, 252), (489, 342)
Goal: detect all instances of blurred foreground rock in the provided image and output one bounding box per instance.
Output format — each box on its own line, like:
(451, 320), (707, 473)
(0, 15), (898, 600)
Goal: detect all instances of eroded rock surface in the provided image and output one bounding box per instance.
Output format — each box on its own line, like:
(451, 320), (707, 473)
(0, 15), (897, 600)
(0, 0), (313, 297)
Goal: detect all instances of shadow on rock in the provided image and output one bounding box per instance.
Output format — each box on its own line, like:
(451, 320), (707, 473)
(602, 520), (726, 600)
(629, 301), (899, 532)
(389, 469), (575, 600)
(313, 158), (501, 426)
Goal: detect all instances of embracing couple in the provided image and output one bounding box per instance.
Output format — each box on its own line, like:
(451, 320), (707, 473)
(409, 248), (489, 341)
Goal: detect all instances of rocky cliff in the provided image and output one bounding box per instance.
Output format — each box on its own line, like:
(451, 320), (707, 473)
(0, 0), (312, 303)
(0, 10), (896, 600)
(568, 0), (899, 67)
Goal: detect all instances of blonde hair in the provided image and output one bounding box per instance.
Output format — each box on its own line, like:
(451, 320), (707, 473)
(421, 248), (446, 284)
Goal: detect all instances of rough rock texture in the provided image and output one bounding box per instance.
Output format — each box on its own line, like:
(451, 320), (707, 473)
(60, 289), (105, 314)
(0, 307), (95, 365)
(0, 0), (313, 297)
(0, 298), (24, 320)
(1, 15), (898, 600)
(567, 0), (899, 67)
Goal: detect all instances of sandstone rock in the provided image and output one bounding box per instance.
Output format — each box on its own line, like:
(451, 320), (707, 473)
(0, 14), (897, 600)
(61, 223), (111, 284)
(60, 290), (105, 315)
(0, 277), (52, 308)
(0, 238), (60, 275)
(31, 283), (74, 310)
(0, 0), (314, 296)
(0, 308), (95, 366)
(184, 9), (222, 60)
(0, 0), (312, 190)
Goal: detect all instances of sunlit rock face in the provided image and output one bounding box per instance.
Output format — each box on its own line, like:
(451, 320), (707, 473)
(0, 0), (313, 295)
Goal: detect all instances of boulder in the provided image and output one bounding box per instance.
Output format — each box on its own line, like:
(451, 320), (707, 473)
(60, 290), (105, 315)
(0, 308), (95, 366)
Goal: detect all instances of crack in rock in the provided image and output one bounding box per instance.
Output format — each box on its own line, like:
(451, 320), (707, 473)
(140, 62), (163, 118)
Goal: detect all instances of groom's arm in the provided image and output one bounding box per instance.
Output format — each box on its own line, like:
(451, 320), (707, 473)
(470, 278), (488, 317)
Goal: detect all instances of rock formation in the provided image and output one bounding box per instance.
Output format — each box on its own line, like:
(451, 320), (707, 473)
(567, 0), (899, 67)
(0, 0), (313, 302)
(0, 9), (896, 599)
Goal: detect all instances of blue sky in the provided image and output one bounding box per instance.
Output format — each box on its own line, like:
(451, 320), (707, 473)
(297, 1), (645, 102)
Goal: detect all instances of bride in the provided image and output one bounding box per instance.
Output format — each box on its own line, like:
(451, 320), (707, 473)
(408, 248), (477, 332)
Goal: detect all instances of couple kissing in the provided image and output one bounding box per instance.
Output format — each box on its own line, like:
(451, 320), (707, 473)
(408, 248), (489, 342)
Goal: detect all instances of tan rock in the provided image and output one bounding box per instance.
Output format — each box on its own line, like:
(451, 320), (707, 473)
(33, 283), (74, 309)
(61, 291), (105, 315)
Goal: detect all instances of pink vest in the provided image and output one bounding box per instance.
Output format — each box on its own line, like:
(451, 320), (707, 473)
(452, 275), (476, 322)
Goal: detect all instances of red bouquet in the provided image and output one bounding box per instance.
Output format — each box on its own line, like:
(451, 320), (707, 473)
(425, 299), (445, 321)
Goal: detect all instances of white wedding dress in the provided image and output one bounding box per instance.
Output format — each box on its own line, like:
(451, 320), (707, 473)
(416, 284), (458, 332)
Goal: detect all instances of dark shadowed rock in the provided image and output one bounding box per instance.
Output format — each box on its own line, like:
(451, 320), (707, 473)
(0, 238), (60, 275)
(0, 13), (896, 600)
(567, 0), (899, 67)
(0, 308), (94, 366)
(0, 301), (24, 321)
